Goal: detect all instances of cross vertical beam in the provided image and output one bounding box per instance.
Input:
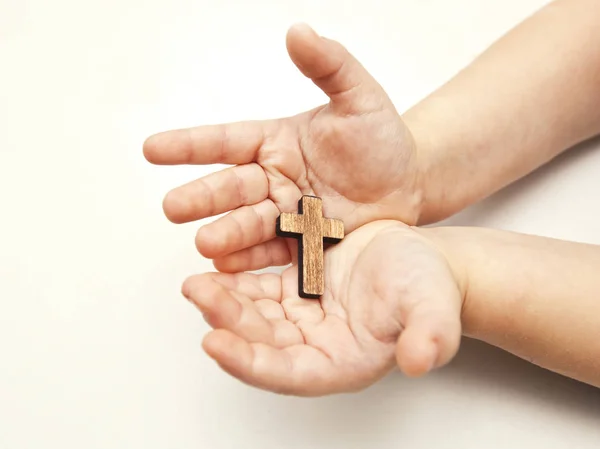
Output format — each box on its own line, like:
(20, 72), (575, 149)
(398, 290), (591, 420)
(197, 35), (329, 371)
(276, 195), (344, 298)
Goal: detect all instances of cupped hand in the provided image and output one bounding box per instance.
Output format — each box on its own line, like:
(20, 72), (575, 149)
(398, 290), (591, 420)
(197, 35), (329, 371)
(182, 221), (462, 396)
(144, 23), (424, 273)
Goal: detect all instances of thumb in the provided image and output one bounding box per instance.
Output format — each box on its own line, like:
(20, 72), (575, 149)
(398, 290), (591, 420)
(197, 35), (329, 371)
(285, 23), (392, 114)
(395, 288), (463, 377)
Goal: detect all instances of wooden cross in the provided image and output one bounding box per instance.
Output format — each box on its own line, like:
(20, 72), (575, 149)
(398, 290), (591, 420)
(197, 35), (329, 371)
(276, 195), (344, 298)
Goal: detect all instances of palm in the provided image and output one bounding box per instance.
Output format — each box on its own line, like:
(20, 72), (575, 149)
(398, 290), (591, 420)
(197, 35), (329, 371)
(182, 221), (461, 396)
(144, 24), (421, 273)
(262, 102), (418, 229)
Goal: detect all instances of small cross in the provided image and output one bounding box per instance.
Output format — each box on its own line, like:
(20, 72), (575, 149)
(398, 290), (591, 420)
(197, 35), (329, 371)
(276, 195), (344, 298)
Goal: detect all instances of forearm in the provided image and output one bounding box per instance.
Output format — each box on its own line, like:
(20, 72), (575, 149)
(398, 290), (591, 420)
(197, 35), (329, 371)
(422, 225), (600, 387)
(404, 0), (600, 223)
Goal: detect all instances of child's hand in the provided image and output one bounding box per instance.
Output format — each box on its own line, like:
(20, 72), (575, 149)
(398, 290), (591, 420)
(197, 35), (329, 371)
(144, 24), (423, 273)
(182, 221), (462, 396)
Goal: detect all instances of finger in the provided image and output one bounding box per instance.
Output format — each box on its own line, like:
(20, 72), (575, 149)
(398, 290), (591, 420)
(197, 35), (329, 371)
(286, 23), (391, 114)
(143, 119), (271, 165)
(182, 273), (275, 344)
(213, 239), (291, 273)
(395, 291), (462, 377)
(202, 329), (339, 396)
(184, 272), (282, 302)
(162, 163), (268, 224)
(183, 273), (305, 349)
(195, 199), (280, 259)
(253, 299), (286, 320)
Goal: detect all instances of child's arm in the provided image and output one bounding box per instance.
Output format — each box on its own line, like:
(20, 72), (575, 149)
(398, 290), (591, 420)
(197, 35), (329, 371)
(406, 0), (600, 223)
(420, 226), (600, 387)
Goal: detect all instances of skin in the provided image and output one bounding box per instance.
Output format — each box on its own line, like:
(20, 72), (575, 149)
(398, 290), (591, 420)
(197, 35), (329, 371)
(423, 226), (600, 390)
(144, 0), (600, 395)
(182, 221), (463, 397)
(182, 222), (600, 396)
(405, 0), (600, 222)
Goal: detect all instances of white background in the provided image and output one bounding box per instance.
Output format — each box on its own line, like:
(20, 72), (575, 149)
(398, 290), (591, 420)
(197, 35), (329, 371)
(2, 0), (600, 448)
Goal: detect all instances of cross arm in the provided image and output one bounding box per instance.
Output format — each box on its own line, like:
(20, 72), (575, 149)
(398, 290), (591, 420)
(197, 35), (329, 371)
(322, 218), (344, 242)
(276, 212), (304, 236)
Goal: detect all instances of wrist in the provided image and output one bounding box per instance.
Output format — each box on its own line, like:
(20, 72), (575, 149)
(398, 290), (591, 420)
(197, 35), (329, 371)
(402, 106), (466, 225)
(412, 226), (473, 334)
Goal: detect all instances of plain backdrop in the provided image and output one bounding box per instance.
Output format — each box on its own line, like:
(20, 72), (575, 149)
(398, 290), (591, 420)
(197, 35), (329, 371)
(2, 0), (600, 448)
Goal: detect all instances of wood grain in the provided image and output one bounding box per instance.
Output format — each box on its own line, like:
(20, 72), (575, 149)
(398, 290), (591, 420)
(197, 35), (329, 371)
(276, 196), (344, 298)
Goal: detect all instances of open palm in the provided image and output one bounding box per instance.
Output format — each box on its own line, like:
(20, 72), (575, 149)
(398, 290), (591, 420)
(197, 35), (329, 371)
(182, 221), (462, 396)
(144, 24), (423, 273)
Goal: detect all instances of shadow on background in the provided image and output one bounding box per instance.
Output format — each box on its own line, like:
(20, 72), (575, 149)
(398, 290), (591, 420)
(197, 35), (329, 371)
(236, 338), (599, 445)
(434, 337), (600, 415)
(223, 337), (600, 449)
(436, 135), (600, 229)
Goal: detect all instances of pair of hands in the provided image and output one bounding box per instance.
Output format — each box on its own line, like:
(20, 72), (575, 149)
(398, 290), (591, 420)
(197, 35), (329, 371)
(144, 24), (464, 396)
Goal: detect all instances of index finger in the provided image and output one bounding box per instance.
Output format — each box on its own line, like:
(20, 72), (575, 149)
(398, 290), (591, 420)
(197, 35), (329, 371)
(202, 329), (338, 396)
(143, 120), (271, 165)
